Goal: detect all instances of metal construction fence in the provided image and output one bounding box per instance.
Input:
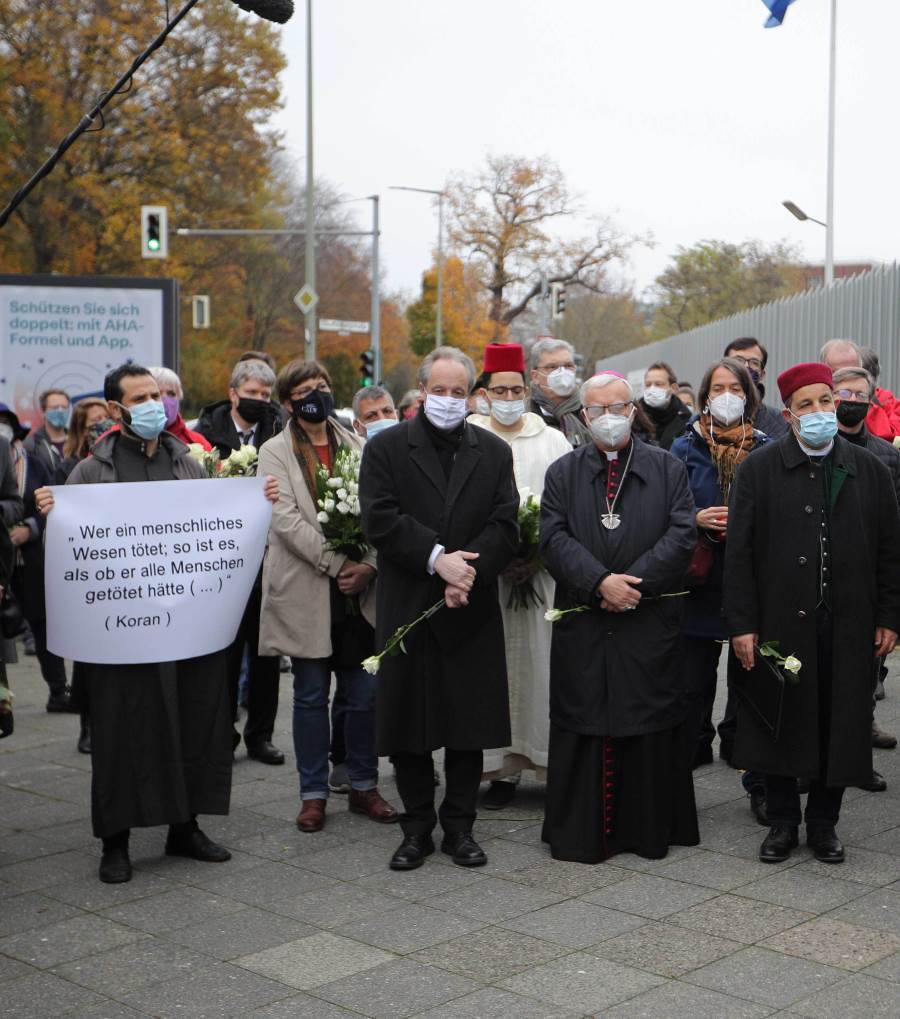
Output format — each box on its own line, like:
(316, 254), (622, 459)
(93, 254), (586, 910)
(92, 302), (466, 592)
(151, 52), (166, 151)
(598, 262), (900, 394)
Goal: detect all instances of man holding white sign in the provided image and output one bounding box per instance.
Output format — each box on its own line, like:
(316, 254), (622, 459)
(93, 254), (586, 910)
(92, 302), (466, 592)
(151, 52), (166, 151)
(37, 364), (277, 884)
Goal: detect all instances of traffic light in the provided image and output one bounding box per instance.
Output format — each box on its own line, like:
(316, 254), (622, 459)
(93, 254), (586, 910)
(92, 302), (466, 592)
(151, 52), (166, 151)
(192, 295), (211, 329)
(141, 205), (168, 259)
(551, 282), (567, 319)
(359, 349), (375, 387)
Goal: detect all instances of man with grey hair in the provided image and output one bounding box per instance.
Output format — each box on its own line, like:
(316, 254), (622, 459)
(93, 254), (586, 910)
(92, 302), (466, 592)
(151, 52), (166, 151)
(196, 357), (285, 766)
(820, 339), (862, 372)
(359, 345), (519, 871)
(529, 338), (591, 447)
(833, 365), (900, 768)
(539, 370), (698, 862)
(196, 358), (283, 459)
(821, 340), (900, 440)
(352, 385), (398, 439)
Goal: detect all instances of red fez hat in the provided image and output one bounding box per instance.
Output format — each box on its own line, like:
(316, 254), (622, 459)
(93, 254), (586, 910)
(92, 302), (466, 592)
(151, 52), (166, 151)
(483, 343), (525, 375)
(777, 362), (834, 403)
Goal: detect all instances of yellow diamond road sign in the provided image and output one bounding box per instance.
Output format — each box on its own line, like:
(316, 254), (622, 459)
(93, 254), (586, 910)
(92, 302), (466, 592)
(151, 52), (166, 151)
(293, 285), (318, 315)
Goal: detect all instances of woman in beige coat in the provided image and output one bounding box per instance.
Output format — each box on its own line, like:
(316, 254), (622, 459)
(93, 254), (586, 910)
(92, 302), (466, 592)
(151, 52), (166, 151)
(258, 360), (398, 833)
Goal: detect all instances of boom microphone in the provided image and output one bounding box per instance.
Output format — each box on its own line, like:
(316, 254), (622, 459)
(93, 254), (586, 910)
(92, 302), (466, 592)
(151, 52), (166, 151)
(230, 0), (295, 23)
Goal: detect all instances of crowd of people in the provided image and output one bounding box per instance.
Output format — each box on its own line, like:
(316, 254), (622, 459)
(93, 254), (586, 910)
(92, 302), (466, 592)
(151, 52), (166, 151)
(1, 331), (898, 883)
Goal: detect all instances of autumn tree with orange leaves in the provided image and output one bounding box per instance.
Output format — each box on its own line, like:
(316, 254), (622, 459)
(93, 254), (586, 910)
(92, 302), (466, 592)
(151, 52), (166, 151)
(446, 155), (635, 339)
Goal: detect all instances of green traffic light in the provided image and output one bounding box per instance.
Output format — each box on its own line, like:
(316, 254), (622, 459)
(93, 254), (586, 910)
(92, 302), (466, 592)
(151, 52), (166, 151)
(148, 238), (160, 251)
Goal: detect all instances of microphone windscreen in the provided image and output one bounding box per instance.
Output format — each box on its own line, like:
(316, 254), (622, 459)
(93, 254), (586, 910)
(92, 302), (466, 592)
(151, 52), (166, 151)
(230, 0), (295, 24)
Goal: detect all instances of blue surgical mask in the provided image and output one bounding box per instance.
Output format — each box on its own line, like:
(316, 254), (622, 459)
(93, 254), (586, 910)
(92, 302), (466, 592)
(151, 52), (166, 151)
(122, 400), (167, 440)
(45, 407), (70, 430)
(792, 410), (838, 448)
(365, 417), (398, 439)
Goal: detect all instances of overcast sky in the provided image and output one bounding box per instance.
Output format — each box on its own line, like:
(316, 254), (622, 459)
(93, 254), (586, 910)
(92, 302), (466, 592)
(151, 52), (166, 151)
(270, 0), (897, 304)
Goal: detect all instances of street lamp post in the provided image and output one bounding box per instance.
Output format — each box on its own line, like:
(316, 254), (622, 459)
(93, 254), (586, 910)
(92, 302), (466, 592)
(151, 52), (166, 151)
(390, 185), (445, 348)
(305, 0), (317, 359)
(782, 200), (833, 286)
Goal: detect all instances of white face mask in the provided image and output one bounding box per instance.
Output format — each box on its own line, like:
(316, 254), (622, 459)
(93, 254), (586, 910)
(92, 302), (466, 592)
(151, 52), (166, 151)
(708, 392), (746, 426)
(0, 423), (14, 443)
(642, 386), (670, 409)
(547, 367), (577, 397)
(424, 393), (467, 431)
(589, 409), (633, 448)
(365, 418), (397, 439)
(490, 398), (525, 426)
(474, 396), (491, 417)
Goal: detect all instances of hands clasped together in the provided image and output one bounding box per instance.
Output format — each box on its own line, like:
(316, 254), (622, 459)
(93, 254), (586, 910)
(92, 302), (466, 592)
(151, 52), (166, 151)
(435, 549), (480, 608)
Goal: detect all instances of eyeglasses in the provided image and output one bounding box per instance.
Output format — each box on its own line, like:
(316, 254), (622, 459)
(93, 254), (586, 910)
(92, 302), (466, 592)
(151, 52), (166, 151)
(732, 356), (763, 371)
(293, 381), (330, 400)
(537, 362), (576, 373)
(584, 402), (632, 419)
(834, 389), (870, 402)
(486, 385), (526, 398)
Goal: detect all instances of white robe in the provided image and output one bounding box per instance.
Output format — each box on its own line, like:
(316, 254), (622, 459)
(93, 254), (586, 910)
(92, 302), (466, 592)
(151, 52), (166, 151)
(470, 412), (571, 778)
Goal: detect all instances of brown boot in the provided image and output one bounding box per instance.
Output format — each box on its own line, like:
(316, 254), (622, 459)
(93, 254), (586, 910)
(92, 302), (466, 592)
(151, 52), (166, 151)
(296, 799), (326, 833)
(348, 788), (399, 824)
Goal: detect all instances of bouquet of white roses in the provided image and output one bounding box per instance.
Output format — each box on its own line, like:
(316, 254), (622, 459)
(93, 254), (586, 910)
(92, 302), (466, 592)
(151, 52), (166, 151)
(188, 444), (221, 478)
(505, 492), (544, 611)
(315, 448), (369, 612)
(188, 443), (258, 479)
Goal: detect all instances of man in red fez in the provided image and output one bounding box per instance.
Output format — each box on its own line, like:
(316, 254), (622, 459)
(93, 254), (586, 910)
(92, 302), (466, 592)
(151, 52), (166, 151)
(724, 362), (900, 865)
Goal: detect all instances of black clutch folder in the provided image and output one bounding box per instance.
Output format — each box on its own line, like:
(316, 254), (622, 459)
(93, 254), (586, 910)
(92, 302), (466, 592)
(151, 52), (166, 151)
(730, 648), (786, 741)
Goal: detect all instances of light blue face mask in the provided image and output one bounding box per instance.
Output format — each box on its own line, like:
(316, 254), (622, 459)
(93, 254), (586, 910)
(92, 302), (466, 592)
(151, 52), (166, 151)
(122, 400), (167, 441)
(792, 410), (838, 447)
(45, 407), (70, 430)
(366, 417), (398, 439)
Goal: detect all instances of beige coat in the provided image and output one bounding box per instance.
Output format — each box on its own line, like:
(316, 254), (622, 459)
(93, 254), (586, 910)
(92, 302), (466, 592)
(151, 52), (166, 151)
(258, 422), (375, 659)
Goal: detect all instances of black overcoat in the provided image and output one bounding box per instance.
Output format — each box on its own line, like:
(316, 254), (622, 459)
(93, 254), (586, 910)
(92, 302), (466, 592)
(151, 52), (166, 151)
(723, 433), (900, 787)
(358, 412), (519, 755)
(540, 439), (697, 737)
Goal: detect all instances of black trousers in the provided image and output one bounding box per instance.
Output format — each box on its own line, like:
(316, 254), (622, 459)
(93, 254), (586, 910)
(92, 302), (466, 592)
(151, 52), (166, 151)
(27, 616), (67, 695)
(393, 749), (482, 837)
(225, 585), (280, 745)
(767, 607), (844, 828)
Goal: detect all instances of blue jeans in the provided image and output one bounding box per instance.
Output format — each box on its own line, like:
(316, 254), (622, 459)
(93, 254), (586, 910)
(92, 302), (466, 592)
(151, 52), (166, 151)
(291, 659), (377, 800)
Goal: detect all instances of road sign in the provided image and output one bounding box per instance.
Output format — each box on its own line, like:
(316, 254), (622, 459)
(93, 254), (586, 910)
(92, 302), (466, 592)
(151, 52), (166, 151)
(319, 319), (369, 334)
(293, 284), (318, 315)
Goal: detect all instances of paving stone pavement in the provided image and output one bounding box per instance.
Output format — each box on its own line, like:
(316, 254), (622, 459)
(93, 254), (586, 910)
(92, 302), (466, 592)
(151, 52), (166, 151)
(3, 651), (900, 1017)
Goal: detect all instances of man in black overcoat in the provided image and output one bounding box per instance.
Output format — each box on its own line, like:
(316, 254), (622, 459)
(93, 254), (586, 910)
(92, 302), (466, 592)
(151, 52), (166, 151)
(539, 371), (699, 864)
(359, 346), (519, 871)
(725, 362), (900, 865)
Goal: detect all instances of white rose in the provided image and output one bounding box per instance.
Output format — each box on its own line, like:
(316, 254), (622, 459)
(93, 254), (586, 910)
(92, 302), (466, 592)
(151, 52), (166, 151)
(349, 481), (358, 494)
(544, 608), (563, 622)
(336, 501), (350, 515)
(362, 655), (381, 675)
(327, 478), (343, 490)
(783, 655), (802, 675)
(337, 488), (348, 501)
(316, 511), (329, 524)
(324, 499), (335, 513)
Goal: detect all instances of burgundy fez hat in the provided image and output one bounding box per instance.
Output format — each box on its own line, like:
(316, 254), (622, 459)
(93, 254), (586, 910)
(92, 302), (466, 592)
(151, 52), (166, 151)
(483, 343), (525, 375)
(777, 362), (834, 403)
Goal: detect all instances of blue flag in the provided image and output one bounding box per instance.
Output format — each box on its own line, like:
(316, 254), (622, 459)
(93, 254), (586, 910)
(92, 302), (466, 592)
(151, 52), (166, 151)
(762, 0), (796, 27)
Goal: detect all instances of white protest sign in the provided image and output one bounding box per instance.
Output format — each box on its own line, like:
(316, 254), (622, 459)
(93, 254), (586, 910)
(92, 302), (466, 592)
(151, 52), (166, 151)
(45, 478), (272, 665)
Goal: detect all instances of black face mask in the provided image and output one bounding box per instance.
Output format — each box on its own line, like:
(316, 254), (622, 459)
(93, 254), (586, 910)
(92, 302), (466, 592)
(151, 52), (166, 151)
(836, 400), (869, 427)
(236, 397), (270, 424)
(749, 369), (761, 386)
(292, 389), (334, 424)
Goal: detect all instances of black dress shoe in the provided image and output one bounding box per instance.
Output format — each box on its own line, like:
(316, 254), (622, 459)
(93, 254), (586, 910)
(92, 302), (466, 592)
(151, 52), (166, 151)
(482, 780), (516, 810)
(858, 770), (887, 792)
(759, 825), (799, 863)
(46, 686), (76, 713)
(749, 787), (769, 826)
(389, 834), (435, 871)
(165, 824), (231, 863)
(246, 740), (285, 765)
(441, 831), (487, 867)
(99, 834), (132, 884)
(808, 825), (845, 863)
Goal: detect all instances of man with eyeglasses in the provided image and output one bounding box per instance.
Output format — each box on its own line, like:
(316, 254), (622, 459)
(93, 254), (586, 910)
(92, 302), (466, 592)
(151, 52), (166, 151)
(832, 367), (900, 777)
(723, 338), (789, 439)
(529, 338), (592, 448)
(540, 371), (699, 863)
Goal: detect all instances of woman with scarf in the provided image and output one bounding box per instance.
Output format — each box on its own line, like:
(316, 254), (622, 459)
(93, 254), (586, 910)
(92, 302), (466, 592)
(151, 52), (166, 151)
(670, 357), (768, 772)
(258, 360), (397, 834)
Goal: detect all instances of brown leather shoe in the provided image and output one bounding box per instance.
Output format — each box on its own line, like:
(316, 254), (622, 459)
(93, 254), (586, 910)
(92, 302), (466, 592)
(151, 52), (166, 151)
(348, 788), (399, 824)
(296, 799), (326, 833)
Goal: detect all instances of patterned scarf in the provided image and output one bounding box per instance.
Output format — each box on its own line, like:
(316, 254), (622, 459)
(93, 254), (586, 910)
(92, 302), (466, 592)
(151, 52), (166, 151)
(697, 414), (755, 497)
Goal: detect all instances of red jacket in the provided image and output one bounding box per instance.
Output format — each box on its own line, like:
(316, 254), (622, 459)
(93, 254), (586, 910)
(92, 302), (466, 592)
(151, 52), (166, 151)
(866, 388), (900, 441)
(166, 415), (212, 450)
